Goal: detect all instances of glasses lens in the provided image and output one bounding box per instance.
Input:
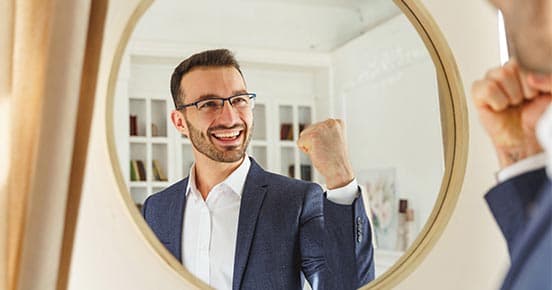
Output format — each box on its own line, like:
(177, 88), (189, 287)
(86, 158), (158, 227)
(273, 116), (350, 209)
(230, 94), (252, 108)
(197, 99), (223, 113)
(194, 94), (255, 115)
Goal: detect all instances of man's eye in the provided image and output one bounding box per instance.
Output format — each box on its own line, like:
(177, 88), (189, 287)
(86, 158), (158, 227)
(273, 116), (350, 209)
(199, 100), (220, 109)
(231, 97), (248, 105)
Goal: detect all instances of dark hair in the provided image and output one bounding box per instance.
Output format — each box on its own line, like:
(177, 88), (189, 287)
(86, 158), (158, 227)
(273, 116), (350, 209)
(170, 49), (244, 108)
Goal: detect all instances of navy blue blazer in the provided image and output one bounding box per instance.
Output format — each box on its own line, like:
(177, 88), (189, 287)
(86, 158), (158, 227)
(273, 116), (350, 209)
(142, 158), (375, 290)
(486, 168), (552, 290)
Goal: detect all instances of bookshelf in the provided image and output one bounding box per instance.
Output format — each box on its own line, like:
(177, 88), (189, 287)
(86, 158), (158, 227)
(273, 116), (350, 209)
(250, 103), (268, 168)
(127, 94), (171, 205)
(247, 100), (315, 182)
(275, 104), (313, 180)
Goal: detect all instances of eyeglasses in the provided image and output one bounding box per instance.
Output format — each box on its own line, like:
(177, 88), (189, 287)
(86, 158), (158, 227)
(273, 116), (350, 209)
(176, 93), (256, 115)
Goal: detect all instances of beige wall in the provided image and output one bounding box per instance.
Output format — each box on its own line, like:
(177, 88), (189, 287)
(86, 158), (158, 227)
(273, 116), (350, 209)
(397, 0), (508, 289)
(68, 0), (507, 289)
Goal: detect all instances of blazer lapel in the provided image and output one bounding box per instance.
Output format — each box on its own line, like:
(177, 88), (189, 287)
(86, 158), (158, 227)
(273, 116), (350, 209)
(163, 178), (188, 262)
(232, 159), (268, 290)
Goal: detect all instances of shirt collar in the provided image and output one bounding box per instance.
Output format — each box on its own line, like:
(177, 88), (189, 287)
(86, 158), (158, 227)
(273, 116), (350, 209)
(185, 156), (251, 199)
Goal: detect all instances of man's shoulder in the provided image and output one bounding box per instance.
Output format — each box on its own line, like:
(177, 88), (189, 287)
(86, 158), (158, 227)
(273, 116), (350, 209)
(261, 170), (321, 191)
(144, 178), (187, 206)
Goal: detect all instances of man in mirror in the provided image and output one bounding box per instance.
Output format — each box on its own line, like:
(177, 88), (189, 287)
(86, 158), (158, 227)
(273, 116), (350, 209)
(472, 0), (551, 289)
(141, 49), (375, 290)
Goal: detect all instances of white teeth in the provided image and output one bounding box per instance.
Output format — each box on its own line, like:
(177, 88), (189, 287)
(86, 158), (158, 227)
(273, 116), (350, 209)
(213, 131), (240, 138)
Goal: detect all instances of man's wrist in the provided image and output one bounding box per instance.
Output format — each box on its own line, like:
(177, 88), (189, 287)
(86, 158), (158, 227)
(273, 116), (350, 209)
(326, 178), (359, 205)
(496, 152), (547, 182)
(324, 166), (355, 190)
(495, 141), (544, 169)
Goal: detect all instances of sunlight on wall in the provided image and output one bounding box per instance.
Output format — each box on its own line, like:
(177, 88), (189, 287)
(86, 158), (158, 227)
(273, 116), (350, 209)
(498, 11), (509, 64)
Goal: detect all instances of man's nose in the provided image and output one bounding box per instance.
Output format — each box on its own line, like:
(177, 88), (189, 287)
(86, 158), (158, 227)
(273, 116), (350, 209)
(216, 100), (240, 125)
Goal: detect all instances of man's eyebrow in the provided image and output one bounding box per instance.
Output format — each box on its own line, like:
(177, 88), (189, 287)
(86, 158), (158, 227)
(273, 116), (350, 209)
(192, 90), (248, 102)
(194, 90), (247, 102)
(193, 94), (220, 102)
(232, 90), (248, 95)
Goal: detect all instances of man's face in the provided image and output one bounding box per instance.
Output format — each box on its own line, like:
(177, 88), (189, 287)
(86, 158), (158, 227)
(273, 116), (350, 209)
(491, 0), (552, 73)
(173, 66), (253, 163)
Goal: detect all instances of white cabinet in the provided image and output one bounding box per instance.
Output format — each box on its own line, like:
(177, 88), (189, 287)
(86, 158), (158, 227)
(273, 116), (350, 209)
(249, 101), (314, 182)
(276, 104), (313, 181)
(127, 95), (172, 204)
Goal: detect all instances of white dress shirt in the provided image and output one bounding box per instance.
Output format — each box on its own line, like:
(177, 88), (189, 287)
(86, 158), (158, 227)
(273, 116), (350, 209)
(182, 156), (358, 289)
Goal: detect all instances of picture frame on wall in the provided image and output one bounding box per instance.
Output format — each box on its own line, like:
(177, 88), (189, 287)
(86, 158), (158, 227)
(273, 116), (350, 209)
(358, 168), (398, 250)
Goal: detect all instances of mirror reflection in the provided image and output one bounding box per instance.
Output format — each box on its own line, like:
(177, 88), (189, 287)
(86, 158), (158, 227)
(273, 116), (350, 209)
(112, 0), (443, 287)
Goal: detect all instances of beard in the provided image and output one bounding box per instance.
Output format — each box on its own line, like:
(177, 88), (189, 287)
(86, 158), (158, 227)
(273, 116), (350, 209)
(185, 117), (252, 163)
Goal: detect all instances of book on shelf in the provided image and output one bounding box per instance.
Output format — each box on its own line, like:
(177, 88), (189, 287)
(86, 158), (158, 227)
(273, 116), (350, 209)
(300, 164), (312, 181)
(288, 164), (312, 181)
(130, 160), (147, 181)
(280, 123), (293, 140)
(136, 160), (147, 181)
(151, 123), (159, 137)
(130, 160), (139, 181)
(129, 115), (138, 136)
(288, 164), (295, 178)
(152, 159), (168, 181)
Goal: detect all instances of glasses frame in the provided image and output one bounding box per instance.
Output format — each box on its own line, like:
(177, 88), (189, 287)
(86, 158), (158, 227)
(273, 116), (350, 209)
(175, 92), (256, 112)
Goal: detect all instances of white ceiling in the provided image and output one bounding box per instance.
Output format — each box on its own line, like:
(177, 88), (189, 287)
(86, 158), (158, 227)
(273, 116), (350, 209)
(132, 0), (401, 52)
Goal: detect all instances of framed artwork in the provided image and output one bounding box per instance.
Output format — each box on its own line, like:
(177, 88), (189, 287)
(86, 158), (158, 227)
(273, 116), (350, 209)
(358, 168), (398, 250)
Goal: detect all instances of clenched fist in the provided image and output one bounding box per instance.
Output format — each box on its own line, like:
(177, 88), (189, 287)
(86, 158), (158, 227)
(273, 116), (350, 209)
(297, 118), (354, 189)
(472, 59), (552, 168)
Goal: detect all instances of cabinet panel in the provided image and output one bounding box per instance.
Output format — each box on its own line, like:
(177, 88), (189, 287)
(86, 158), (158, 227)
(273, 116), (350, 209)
(251, 146), (267, 169)
(181, 143), (194, 175)
(252, 103), (266, 140)
(279, 105), (294, 141)
(150, 99), (167, 137)
(280, 147), (295, 178)
(129, 98), (146, 136)
(130, 186), (148, 206)
(151, 144), (168, 181)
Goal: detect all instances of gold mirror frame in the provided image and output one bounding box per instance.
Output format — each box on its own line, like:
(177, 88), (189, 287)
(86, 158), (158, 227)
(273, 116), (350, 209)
(105, 0), (468, 288)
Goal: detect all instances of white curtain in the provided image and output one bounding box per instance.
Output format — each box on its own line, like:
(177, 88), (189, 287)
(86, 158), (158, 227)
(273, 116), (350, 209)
(0, 0), (14, 288)
(2, 1), (104, 289)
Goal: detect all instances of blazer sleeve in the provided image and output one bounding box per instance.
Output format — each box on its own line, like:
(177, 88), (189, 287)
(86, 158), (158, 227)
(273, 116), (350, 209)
(485, 167), (548, 255)
(324, 189), (375, 288)
(298, 184), (375, 290)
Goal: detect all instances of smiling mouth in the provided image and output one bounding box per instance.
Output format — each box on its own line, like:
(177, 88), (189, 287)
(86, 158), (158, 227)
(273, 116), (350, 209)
(211, 129), (243, 142)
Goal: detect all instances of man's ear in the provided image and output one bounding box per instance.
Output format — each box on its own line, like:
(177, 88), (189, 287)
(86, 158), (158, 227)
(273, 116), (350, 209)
(170, 110), (189, 137)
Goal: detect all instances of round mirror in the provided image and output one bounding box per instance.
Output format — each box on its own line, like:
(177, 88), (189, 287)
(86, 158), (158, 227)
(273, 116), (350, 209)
(107, 0), (467, 288)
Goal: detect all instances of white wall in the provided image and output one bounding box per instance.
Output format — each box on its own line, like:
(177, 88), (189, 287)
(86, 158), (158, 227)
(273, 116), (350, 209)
(68, 0), (507, 290)
(332, 14), (443, 246)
